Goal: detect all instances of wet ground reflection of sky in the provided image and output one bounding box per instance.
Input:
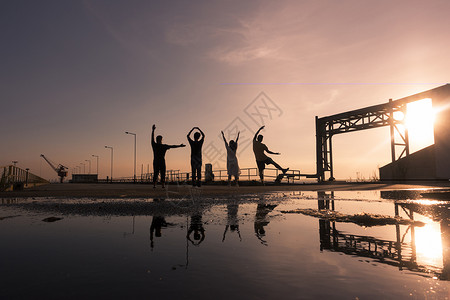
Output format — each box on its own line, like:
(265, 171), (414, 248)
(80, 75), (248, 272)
(1, 190), (449, 299)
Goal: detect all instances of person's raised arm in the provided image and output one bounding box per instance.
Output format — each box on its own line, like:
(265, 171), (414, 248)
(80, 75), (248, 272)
(187, 127), (195, 141)
(236, 131), (240, 143)
(197, 127), (205, 141)
(221, 131), (227, 146)
(253, 125), (265, 141)
(151, 124), (156, 145)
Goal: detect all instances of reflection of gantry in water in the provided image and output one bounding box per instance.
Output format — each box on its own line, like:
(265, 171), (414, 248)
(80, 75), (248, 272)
(317, 191), (449, 280)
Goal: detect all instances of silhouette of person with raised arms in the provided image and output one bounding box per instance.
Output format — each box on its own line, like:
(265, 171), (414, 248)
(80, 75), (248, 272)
(222, 202), (242, 242)
(221, 130), (240, 186)
(187, 127), (205, 187)
(151, 124), (185, 188)
(187, 213), (205, 246)
(253, 125), (288, 184)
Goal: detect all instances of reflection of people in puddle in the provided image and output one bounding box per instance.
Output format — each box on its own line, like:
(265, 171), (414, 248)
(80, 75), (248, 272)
(254, 203), (277, 246)
(223, 203), (242, 242)
(150, 215), (168, 250)
(187, 214), (205, 246)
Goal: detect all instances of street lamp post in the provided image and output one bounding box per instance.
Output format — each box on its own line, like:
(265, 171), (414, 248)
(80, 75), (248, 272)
(80, 163), (86, 174)
(105, 146), (114, 182)
(125, 131), (137, 183)
(92, 155), (99, 175)
(25, 168), (29, 187)
(85, 159), (91, 174)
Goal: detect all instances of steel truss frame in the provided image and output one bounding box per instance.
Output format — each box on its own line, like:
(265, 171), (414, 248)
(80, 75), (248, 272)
(315, 99), (410, 182)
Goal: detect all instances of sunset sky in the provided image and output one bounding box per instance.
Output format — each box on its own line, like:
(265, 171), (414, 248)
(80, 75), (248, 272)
(1, 0), (449, 181)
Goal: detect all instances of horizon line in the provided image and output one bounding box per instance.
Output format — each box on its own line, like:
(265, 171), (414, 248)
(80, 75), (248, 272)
(220, 82), (447, 86)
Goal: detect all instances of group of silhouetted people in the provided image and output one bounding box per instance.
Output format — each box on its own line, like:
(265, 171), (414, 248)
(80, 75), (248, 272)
(151, 124), (289, 188)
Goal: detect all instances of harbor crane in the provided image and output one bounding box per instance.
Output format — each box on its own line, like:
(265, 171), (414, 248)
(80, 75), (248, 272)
(40, 154), (68, 183)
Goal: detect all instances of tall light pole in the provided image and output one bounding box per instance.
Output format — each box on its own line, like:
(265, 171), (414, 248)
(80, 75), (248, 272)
(92, 155), (99, 175)
(80, 163), (86, 174)
(85, 159), (91, 174)
(125, 131), (137, 183)
(105, 146), (113, 182)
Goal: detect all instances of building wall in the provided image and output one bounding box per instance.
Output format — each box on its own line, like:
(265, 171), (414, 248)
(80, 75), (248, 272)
(379, 84), (450, 180)
(71, 174), (98, 183)
(379, 145), (436, 180)
(432, 87), (450, 179)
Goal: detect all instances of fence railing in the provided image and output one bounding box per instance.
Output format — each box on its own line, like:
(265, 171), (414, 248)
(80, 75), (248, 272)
(102, 167), (303, 184)
(1, 165), (49, 191)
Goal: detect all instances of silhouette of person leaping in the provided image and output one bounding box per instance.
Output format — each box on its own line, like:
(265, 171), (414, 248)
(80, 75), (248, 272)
(187, 127), (205, 187)
(151, 124), (186, 188)
(253, 125), (288, 184)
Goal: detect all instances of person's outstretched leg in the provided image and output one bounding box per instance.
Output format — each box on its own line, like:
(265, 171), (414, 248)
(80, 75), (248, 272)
(269, 159), (289, 173)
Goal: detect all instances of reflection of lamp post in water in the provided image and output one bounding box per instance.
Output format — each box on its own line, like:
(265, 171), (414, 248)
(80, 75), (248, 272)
(105, 146), (113, 182)
(85, 159), (91, 174)
(123, 216), (135, 237)
(125, 131), (137, 183)
(92, 155), (99, 175)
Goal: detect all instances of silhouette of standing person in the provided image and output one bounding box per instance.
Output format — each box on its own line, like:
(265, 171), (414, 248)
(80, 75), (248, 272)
(151, 124), (185, 188)
(253, 125), (288, 184)
(221, 130), (240, 186)
(187, 127), (205, 187)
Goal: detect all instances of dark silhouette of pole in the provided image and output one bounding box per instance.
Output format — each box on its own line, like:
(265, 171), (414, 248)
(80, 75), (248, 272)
(125, 131), (137, 183)
(85, 159), (91, 174)
(25, 168), (29, 187)
(92, 155), (99, 175)
(105, 146), (113, 181)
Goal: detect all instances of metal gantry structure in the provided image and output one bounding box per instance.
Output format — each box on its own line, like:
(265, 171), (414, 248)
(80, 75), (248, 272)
(316, 99), (410, 181)
(315, 84), (450, 182)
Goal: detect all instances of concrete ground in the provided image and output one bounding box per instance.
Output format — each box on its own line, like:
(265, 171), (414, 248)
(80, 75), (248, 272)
(1, 181), (450, 199)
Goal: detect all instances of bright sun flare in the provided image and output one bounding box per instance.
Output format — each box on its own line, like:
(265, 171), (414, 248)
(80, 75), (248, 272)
(405, 98), (436, 152)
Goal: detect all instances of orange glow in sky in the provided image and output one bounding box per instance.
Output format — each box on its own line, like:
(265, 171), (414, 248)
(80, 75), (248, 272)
(1, 1), (449, 181)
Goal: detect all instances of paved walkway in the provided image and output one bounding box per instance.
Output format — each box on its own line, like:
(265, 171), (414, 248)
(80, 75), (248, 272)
(1, 181), (449, 199)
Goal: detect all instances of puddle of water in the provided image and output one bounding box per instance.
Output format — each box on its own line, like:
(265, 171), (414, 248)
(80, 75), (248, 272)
(1, 190), (449, 299)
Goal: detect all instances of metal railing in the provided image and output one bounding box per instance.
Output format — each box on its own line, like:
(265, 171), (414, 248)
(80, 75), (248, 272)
(1, 165), (49, 191)
(101, 167), (303, 184)
(210, 168), (302, 183)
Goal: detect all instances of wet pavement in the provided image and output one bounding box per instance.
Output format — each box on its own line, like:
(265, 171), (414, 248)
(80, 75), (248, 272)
(1, 189), (450, 299)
